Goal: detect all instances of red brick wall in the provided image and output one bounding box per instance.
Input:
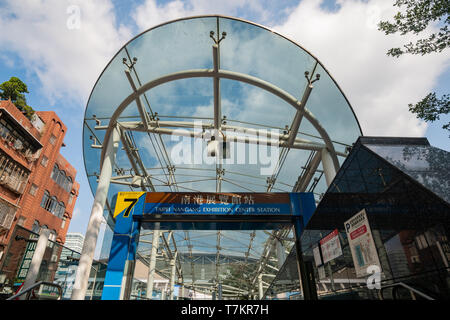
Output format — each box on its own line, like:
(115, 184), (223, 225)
(0, 100), (79, 254)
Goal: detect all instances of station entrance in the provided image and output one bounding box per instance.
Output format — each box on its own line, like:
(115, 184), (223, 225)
(75, 15), (363, 300)
(101, 192), (316, 300)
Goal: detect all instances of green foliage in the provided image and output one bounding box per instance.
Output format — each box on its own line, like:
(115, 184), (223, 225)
(378, 0), (450, 57)
(0, 77), (35, 120)
(379, 1), (449, 135)
(409, 92), (449, 131)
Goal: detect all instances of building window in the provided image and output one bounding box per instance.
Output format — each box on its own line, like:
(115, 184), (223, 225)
(49, 134), (57, 145)
(51, 164), (73, 192)
(40, 190), (65, 219)
(32, 220), (40, 233)
(68, 192), (75, 205)
(49, 196), (57, 214)
(29, 183), (38, 196)
(51, 164), (59, 180)
(57, 170), (66, 187)
(17, 216), (26, 226)
(0, 118), (36, 157)
(56, 201), (65, 219)
(64, 176), (72, 193)
(40, 190), (50, 209)
(0, 150), (30, 194)
(41, 155), (48, 167)
(0, 200), (17, 230)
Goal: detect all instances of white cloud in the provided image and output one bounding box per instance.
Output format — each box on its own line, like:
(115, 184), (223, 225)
(0, 0), (132, 105)
(273, 0), (450, 136)
(132, 0), (272, 32)
(131, 0), (450, 139)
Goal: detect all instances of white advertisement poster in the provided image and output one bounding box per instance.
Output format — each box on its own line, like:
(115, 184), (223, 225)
(313, 246), (322, 267)
(344, 209), (382, 277)
(319, 229), (343, 264)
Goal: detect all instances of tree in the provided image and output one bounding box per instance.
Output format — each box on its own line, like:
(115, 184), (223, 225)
(0, 77), (35, 119)
(378, 0), (449, 134)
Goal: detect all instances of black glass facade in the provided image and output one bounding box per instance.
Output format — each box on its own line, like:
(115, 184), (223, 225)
(268, 137), (450, 300)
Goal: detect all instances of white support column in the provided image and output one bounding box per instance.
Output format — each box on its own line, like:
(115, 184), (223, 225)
(71, 125), (120, 300)
(161, 282), (168, 300)
(258, 274), (264, 300)
(212, 44), (221, 130)
(19, 229), (50, 300)
(321, 148), (337, 187)
(146, 225), (160, 299)
(169, 252), (178, 300)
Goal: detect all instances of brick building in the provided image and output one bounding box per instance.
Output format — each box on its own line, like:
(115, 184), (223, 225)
(0, 99), (79, 263)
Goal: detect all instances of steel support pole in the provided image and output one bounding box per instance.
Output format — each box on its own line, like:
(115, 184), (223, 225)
(71, 125), (120, 300)
(258, 273), (264, 300)
(146, 224), (160, 299)
(169, 252), (177, 300)
(19, 229), (50, 300)
(293, 216), (317, 300)
(321, 147), (337, 186)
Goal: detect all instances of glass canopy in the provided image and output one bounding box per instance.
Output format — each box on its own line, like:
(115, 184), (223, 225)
(83, 15), (362, 299)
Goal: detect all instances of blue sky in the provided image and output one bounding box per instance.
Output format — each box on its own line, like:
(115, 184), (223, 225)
(0, 0), (448, 251)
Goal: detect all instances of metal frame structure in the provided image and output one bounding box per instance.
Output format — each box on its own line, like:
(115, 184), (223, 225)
(73, 15), (362, 300)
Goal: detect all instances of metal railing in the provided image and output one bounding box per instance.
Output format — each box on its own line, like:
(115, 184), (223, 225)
(6, 281), (63, 300)
(379, 282), (435, 300)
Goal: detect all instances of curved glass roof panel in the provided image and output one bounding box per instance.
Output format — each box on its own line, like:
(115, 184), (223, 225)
(83, 15), (362, 297)
(219, 17), (316, 99)
(83, 16), (361, 218)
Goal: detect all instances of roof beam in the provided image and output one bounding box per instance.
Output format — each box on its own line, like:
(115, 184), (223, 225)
(124, 69), (151, 131)
(293, 150), (322, 192)
(101, 122), (346, 156)
(99, 68), (341, 173)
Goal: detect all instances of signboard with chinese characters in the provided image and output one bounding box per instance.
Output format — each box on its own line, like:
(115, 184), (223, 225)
(344, 209), (381, 278)
(103, 191), (316, 300)
(319, 229), (343, 264)
(14, 238), (37, 285)
(143, 192), (295, 215)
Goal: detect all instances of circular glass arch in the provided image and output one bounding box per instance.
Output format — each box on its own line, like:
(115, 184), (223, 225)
(82, 15), (362, 299)
(83, 15), (362, 204)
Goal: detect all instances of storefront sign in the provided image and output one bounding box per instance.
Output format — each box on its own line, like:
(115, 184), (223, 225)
(344, 209), (381, 277)
(143, 192), (293, 215)
(319, 229), (342, 264)
(113, 192), (316, 218)
(14, 238), (38, 285)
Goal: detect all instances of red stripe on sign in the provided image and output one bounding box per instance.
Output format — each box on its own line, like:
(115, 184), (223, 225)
(350, 225), (367, 240)
(320, 229), (339, 245)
